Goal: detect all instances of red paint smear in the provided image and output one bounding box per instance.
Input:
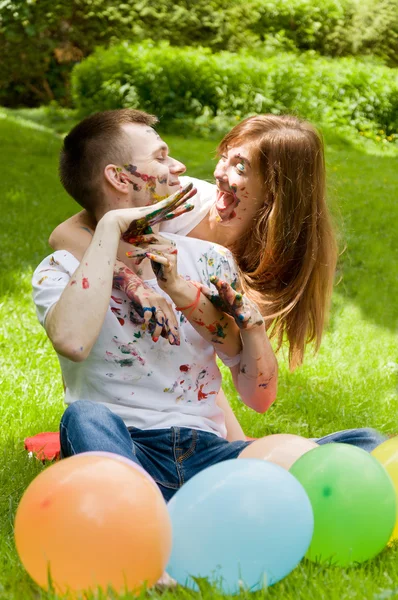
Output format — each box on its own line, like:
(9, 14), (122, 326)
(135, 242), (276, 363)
(111, 295), (123, 305)
(198, 384), (217, 401)
(82, 277), (89, 289)
(70, 280), (77, 286)
(179, 364), (190, 372)
(111, 307), (125, 326)
(193, 318), (205, 327)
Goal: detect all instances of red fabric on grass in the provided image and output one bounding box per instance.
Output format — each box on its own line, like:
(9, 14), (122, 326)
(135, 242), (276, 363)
(24, 432), (60, 461)
(25, 432), (258, 462)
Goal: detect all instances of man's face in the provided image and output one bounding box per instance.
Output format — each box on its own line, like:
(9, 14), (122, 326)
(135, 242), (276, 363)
(121, 123), (186, 207)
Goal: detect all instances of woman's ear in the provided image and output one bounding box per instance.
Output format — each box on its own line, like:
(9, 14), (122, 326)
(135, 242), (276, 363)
(104, 165), (130, 194)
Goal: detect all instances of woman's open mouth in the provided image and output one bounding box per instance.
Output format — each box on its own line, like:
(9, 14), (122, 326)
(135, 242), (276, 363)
(215, 189), (240, 221)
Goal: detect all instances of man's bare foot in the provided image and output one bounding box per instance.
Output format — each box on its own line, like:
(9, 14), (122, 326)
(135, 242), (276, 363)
(155, 571), (177, 589)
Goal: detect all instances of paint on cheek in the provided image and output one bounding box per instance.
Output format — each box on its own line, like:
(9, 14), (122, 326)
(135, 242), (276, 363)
(157, 175), (167, 184)
(120, 174), (142, 192)
(125, 164), (157, 192)
(82, 277), (89, 289)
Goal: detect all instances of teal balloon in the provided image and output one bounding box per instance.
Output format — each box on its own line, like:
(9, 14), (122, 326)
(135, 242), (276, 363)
(167, 459), (314, 593)
(290, 443), (396, 566)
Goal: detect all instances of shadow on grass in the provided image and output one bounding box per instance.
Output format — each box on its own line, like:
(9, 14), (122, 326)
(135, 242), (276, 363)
(324, 131), (398, 333)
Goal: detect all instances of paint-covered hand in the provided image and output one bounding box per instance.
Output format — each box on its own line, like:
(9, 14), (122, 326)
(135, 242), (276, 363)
(135, 239), (181, 292)
(113, 263), (180, 345)
(121, 182), (196, 240)
(198, 276), (264, 330)
(123, 234), (177, 265)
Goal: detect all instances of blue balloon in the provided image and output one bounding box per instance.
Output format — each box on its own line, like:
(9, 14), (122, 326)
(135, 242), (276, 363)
(167, 459), (314, 594)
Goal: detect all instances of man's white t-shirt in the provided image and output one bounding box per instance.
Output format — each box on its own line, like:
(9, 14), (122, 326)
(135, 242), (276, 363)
(32, 234), (239, 438)
(160, 176), (216, 236)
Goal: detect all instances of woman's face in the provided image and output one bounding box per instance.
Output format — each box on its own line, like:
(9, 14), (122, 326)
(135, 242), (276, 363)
(213, 144), (265, 233)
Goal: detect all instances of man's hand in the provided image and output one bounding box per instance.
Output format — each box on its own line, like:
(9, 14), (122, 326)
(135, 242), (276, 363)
(113, 261), (180, 345)
(198, 276), (264, 330)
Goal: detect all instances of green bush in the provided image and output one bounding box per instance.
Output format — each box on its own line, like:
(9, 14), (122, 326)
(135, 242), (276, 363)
(71, 42), (398, 148)
(2, 0), (398, 108)
(349, 0), (398, 66)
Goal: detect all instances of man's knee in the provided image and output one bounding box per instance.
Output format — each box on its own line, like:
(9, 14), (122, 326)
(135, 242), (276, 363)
(61, 400), (111, 430)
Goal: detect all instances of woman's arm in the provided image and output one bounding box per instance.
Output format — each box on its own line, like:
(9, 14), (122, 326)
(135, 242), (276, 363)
(49, 211), (95, 260)
(199, 277), (278, 413)
(142, 240), (242, 357)
(230, 324), (278, 413)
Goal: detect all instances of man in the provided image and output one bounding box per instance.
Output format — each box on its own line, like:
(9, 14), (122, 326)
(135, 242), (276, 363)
(32, 109), (278, 501)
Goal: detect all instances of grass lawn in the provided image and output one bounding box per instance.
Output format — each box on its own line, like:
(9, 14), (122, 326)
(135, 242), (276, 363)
(0, 108), (397, 599)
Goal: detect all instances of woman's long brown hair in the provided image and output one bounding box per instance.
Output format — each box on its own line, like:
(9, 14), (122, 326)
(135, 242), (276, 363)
(218, 115), (337, 370)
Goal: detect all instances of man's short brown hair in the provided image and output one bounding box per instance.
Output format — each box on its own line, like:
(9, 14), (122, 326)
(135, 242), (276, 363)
(59, 109), (158, 213)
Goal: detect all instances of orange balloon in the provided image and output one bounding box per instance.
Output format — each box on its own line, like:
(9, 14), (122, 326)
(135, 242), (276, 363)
(14, 454), (172, 596)
(239, 434), (319, 470)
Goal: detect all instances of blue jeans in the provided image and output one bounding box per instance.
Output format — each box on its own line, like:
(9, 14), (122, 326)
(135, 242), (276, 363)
(60, 401), (388, 502)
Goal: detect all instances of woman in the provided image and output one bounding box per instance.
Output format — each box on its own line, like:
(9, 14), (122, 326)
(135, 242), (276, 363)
(51, 114), (337, 371)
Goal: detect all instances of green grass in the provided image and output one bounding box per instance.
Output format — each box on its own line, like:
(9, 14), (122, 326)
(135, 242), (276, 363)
(0, 108), (397, 599)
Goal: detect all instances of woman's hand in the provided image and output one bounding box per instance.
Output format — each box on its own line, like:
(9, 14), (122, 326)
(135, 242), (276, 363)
(141, 241), (180, 292)
(123, 234), (178, 265)
(100, 182), (196, 238)
(198, 276), (264, 330)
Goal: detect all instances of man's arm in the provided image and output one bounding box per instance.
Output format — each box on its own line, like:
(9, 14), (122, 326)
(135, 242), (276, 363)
(45, 195), (193, 360)
(45, 215), (120, 361)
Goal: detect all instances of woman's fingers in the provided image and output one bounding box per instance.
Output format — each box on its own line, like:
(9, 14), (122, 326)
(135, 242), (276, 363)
(209, 275), (262, 328)
(210, 276), (239, 306)
(196, 282), (224, 309)
(121, 183), (196, 240)
(145, 252), (169, 266)
(161, 202), (195, 222)
(126, 233), (176, 246)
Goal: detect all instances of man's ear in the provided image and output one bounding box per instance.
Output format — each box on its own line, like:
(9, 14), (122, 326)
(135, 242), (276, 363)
(104, 165), (130, 194)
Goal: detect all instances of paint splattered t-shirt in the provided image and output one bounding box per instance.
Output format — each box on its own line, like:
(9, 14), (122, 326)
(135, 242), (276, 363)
(32, 234), (240, 438)
(160, 176), (215, 236)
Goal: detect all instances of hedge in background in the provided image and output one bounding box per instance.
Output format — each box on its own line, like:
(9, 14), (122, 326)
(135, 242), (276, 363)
(71, 42), (398, 148)
(2, 0), (398, 107)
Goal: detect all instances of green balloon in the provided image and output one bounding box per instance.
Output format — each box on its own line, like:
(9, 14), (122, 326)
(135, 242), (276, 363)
(290, 443), (396, 566)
